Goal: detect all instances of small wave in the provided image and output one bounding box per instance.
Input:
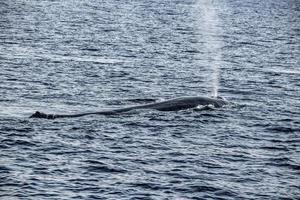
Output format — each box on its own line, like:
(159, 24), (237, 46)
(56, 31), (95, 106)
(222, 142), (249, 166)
(263, 68), (300, 75)
(1, 139), (36, 147)
(188, 184), (221, 193)
(85, 165), (126, 173)
(266, 126), (299, 133)
(1, 127), (33, 133)
(81, 48), (100, 52)
(83, 160), (127, 173)
(266, 160), (300, 171)
(130, 182), (170, 190)
(0, 165), (11, 173)
(42, 53), (126, 64)
(260, 145), (289, 151)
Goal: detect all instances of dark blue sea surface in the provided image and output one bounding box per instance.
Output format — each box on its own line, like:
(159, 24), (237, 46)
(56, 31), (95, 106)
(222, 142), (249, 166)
(0, 0), (299, 199)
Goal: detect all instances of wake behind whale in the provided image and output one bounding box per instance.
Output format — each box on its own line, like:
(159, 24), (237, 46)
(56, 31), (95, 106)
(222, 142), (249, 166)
(30, 96), (228, 119)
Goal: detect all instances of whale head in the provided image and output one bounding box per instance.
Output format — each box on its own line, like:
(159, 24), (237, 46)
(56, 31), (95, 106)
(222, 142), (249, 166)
(210, 96), (228, 107)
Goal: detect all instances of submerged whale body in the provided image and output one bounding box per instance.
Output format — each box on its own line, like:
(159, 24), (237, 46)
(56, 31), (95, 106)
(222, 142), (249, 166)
(30, 96), (228, 119)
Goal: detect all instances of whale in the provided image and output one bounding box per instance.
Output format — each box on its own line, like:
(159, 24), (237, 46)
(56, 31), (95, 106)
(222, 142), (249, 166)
(30, 96), (228, 119)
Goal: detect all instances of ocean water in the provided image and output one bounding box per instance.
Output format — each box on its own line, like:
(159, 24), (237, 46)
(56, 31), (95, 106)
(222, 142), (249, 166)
(0, 0), (299, 199)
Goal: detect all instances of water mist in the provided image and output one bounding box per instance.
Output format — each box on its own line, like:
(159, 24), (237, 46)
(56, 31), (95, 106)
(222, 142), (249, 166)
(196, 0), (223, 98)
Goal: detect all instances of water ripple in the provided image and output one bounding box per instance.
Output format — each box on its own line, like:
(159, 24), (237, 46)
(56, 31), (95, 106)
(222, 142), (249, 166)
(1, 0), (299, 199)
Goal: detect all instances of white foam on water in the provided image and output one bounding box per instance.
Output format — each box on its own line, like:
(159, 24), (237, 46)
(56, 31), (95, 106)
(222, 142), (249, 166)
(47, 54), (126, 64)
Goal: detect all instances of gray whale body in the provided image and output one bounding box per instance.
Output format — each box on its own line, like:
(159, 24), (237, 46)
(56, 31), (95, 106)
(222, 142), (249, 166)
(30, 96), (227, 119)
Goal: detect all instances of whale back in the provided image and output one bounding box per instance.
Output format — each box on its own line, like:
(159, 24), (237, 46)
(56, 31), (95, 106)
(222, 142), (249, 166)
(135, 96), (227, 111)
(29, 96), (228, 119)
